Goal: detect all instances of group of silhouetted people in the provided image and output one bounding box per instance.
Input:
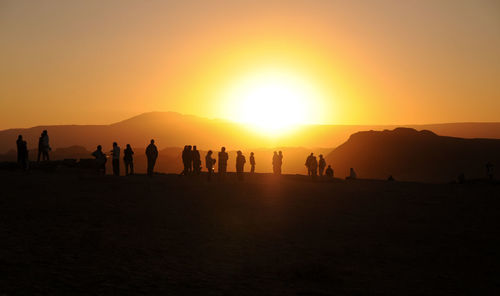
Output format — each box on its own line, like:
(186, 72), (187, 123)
(13, 131), (497, 183)
(90, 139), (158, 177)
(305, 153), (334, 179)
(181, 145), (202, 176)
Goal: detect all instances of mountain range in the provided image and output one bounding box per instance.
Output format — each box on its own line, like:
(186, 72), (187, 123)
(1, 111), (500, 153)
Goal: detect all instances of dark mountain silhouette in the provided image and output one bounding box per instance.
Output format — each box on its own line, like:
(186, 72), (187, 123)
(1, 112), (500, 154)
(325, 128), (500, 182)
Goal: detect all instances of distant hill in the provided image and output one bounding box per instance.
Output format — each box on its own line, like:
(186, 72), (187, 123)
(325, 128), (500, 182)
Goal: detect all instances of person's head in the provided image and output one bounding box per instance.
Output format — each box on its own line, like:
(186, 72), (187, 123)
(250, 152), (254, 156)
(17, 135), (22, 140)
(150, 139), (155, 144)
(310, 152), (313, 156)
(207, 150), (212, 155)
(237, 150), (242, 155)
(221, 147), (225, 152)
(97, 145), (102, 150)
(328, 165), (331, 168)
(126, 144), (131, 149)
(273, 151), (277, 155)
(193, 145), (197, 150)
(350, 168), (354, 172)
(43, 130), (47, 135)
(319, 154), (323, 158)
(113, 142), (117, 147)
(187, 145), (192, 150)
(279, 151), (282, 155)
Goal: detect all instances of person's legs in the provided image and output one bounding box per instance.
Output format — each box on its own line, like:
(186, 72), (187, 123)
(130, 161), (134, 175)
(124, 161), (129, 175)
(37, 149), (42, 162)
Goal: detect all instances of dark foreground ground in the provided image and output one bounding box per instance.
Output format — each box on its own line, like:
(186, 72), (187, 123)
(1, 171), (499, 295)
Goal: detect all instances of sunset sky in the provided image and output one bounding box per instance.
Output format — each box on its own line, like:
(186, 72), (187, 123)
(1, 0), (499, 130)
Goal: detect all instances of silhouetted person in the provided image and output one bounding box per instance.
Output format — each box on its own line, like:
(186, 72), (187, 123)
(17, 137), (29, 171)
(16, 135), (24, 167)
(311, 156), (318, 179)
(146, 139), (158, 177)
(318, 154), (326, 176)
(277, 151), (283, 175)
(181, 145), (193, 176)
(236, 150), (246, 181)
(249, 152), (255, 173)
(346, 168), (357, 180)
(192, 146), (201, 175)
(110, 142), (120, 176)
(123, 144), (134, 175)
(305, 153), (313, 176)
(486, 162), (494, 180)
(325, 165), (334, 178)
(218, 147), (228, 179)
(205, 150), (216, 181)
(37, 130), (50, 162)
(272, 151), (279, 174)
(92, 145), (107, 175)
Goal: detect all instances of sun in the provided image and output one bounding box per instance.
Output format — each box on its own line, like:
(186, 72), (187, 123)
(222, 68), (323, 135)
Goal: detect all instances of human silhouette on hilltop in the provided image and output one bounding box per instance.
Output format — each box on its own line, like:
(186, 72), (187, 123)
(318, 154), (326, 176)
(146, 139), (158, 177)
(16, 135), (29, 170)
(37, 130), (50, 162)
(16, 135), (24, 166)
(218, 147), (228, 179)
(205, 150), (216, 181)
(249, 152), (255, 173)
(236, 150), (246, 181)
(123, 144), (134, 175)
(192, 146), (201, 175)
(111, 142), (120, 176)
(310, 155), (318, 179)
(92, 145), (107, 175)
(277, 151), (283, 175)
(181, 145), (192, 176)
(305, 153), (314, 176)
(272, 151), (279, 174)
(325, 165), (333, 178)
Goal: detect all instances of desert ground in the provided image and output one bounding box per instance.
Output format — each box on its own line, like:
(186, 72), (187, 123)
(1, 170), (499, 295)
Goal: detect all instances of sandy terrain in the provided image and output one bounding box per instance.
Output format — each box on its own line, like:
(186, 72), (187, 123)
(1, 171), (499, 295)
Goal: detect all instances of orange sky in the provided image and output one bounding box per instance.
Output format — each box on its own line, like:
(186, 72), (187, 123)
(1, 0), (499, 130)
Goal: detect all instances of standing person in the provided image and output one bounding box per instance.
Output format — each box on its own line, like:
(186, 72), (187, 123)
(311, 156), (318, 179)
(192, 146), (201, 175)
(16, 135), (24, 167)
(277, 151), (283, 175)
(110, 142), (120, 176)
(236, 150), (246, 181)
(37, 130), (50, 162)
(249, 152), (256, 173)
(305, 153), (313, 176)
(218, 147), (228, 179)
(92, 145), (107, 175)
(205, 150), (216, 181)
(146, 139), (158, 177)
(318, 154), (326, 176)
(181, 146), (192, 176)
(272, 151), (279, 174)
(123, 144), (134, 176)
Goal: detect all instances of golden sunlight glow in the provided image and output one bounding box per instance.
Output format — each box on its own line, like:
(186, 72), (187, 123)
(222, 68), (324, 135)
